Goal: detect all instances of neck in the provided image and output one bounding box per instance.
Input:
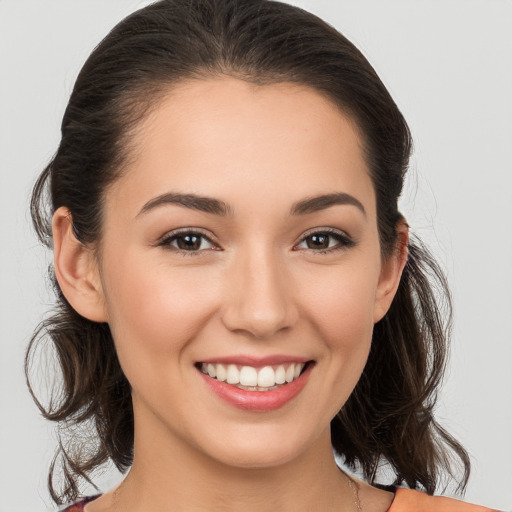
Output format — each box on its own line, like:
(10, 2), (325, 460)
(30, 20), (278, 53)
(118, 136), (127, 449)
(115, 413), (356, 512)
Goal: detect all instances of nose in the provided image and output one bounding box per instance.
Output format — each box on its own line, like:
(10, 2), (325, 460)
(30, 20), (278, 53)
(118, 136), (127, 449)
(220, 246), (299, 339)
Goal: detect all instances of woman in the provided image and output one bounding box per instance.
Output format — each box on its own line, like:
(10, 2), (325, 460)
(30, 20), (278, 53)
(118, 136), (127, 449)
(26, 0), (498, 510)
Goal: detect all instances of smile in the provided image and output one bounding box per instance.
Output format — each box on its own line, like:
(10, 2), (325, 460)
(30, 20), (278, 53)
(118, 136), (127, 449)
(199, 362), (306, 391)
(196, 358), (314, 411)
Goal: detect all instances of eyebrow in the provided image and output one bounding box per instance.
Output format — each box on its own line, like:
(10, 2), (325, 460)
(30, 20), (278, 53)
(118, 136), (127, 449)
(290, 193), (366, 216)
(137, 191), (365, 218)
(138, 192), (233, 217)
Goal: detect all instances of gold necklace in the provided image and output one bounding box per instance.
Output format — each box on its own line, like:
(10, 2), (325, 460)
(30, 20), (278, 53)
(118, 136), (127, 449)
(111, 482), (122, 512)
(344, 472), (363, 512)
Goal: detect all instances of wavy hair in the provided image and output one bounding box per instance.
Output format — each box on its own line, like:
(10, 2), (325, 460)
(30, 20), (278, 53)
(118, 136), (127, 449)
(26, 0), (470, 504)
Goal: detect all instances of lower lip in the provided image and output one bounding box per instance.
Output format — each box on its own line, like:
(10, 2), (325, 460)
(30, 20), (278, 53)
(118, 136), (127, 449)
(198, 363), (313, 412)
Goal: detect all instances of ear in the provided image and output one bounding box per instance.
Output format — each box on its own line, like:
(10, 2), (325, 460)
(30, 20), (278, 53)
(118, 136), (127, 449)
(373, 219), (409, 323)
(52, 207), (108, 322)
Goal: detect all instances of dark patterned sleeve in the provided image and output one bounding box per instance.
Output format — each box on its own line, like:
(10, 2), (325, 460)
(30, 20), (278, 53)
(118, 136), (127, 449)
(59, 495), (101, 511)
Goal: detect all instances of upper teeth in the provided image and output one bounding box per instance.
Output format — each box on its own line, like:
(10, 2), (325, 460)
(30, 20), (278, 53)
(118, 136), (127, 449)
(200, 362), (305, 388)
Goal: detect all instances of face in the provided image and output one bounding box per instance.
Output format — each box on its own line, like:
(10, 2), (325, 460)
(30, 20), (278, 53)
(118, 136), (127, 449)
(88, 77), (401, 469)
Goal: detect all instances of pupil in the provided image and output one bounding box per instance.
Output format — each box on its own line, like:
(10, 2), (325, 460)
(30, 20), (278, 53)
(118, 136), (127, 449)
(308, 234), (328, 249)
(178, 235), (200, 250)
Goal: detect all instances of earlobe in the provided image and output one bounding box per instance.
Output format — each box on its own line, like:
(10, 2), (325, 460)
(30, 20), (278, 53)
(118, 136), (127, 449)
(52, 207), (107, 322)
(373, 220), (409, 323)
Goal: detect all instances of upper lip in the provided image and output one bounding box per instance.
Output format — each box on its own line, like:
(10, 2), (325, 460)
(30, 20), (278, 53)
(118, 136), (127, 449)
(198, 355), (312, 367)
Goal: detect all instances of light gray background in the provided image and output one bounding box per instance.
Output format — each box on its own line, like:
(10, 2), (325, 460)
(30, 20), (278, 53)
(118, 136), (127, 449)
(1, 1), (511, 511)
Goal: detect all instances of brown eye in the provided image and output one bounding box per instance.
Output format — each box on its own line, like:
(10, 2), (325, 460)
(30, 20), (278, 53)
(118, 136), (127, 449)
(296, 230), (354, 253)
(159, 231), (215, 252)
(305, 234), (330, 249)
(176, 234), (202, 250)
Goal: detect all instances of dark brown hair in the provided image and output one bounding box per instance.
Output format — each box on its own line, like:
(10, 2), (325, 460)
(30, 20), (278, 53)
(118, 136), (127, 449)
(27, 0), (470, 504)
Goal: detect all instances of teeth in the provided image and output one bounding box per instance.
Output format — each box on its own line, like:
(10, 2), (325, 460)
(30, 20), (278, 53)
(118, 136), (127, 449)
(226, 364), (239, 384)
(216, 363), (227, 382)
(275, 365), (286, 385)
(257, 366), (275, 387)
(240, 366), (258, 386)
(200, 362), (306, 389)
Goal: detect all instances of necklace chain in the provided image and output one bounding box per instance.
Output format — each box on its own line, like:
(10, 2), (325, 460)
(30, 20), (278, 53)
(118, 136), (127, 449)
(344, 472), (363, 512)
(111, 483), (121, 512)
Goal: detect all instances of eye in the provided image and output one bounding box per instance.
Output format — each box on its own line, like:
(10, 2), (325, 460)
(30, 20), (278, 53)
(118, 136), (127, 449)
(159, 230), (217, 253)
(295, 229), (354, 253)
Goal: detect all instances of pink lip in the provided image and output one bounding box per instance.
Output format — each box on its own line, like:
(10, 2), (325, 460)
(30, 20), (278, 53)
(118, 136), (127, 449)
(199, 354), (311, 367)
(198, 362), (313, 412)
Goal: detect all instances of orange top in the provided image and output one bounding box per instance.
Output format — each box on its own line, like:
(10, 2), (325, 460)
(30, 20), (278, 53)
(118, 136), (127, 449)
(389, 488), (497, 512)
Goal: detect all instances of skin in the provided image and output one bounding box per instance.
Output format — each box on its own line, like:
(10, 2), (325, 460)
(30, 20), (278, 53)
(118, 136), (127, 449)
(53, 77), (408, 511)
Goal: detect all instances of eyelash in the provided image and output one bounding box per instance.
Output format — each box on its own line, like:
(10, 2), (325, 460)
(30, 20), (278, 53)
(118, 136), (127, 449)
(157, 228), (355, 256)
(158, 229), (218, 256)
(294, 228), (355, 254)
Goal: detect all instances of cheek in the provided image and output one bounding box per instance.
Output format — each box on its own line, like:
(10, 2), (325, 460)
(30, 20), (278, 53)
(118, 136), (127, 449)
(300, 261), (380, 350)
(293, 263), (379, 421)
(101, 253), (221, 364)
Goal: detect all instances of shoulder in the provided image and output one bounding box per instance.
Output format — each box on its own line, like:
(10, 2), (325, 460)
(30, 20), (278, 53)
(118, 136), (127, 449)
(59, 495), (101, 512)
(388, 488), (498, 512)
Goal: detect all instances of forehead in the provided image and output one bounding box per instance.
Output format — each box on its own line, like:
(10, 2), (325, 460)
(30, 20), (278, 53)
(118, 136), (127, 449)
(109, 77), (375, 219)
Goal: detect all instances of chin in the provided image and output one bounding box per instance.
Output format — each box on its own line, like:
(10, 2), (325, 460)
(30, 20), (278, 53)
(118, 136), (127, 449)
(197, 422), (323, 470)
(213, 446), (301, 470)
